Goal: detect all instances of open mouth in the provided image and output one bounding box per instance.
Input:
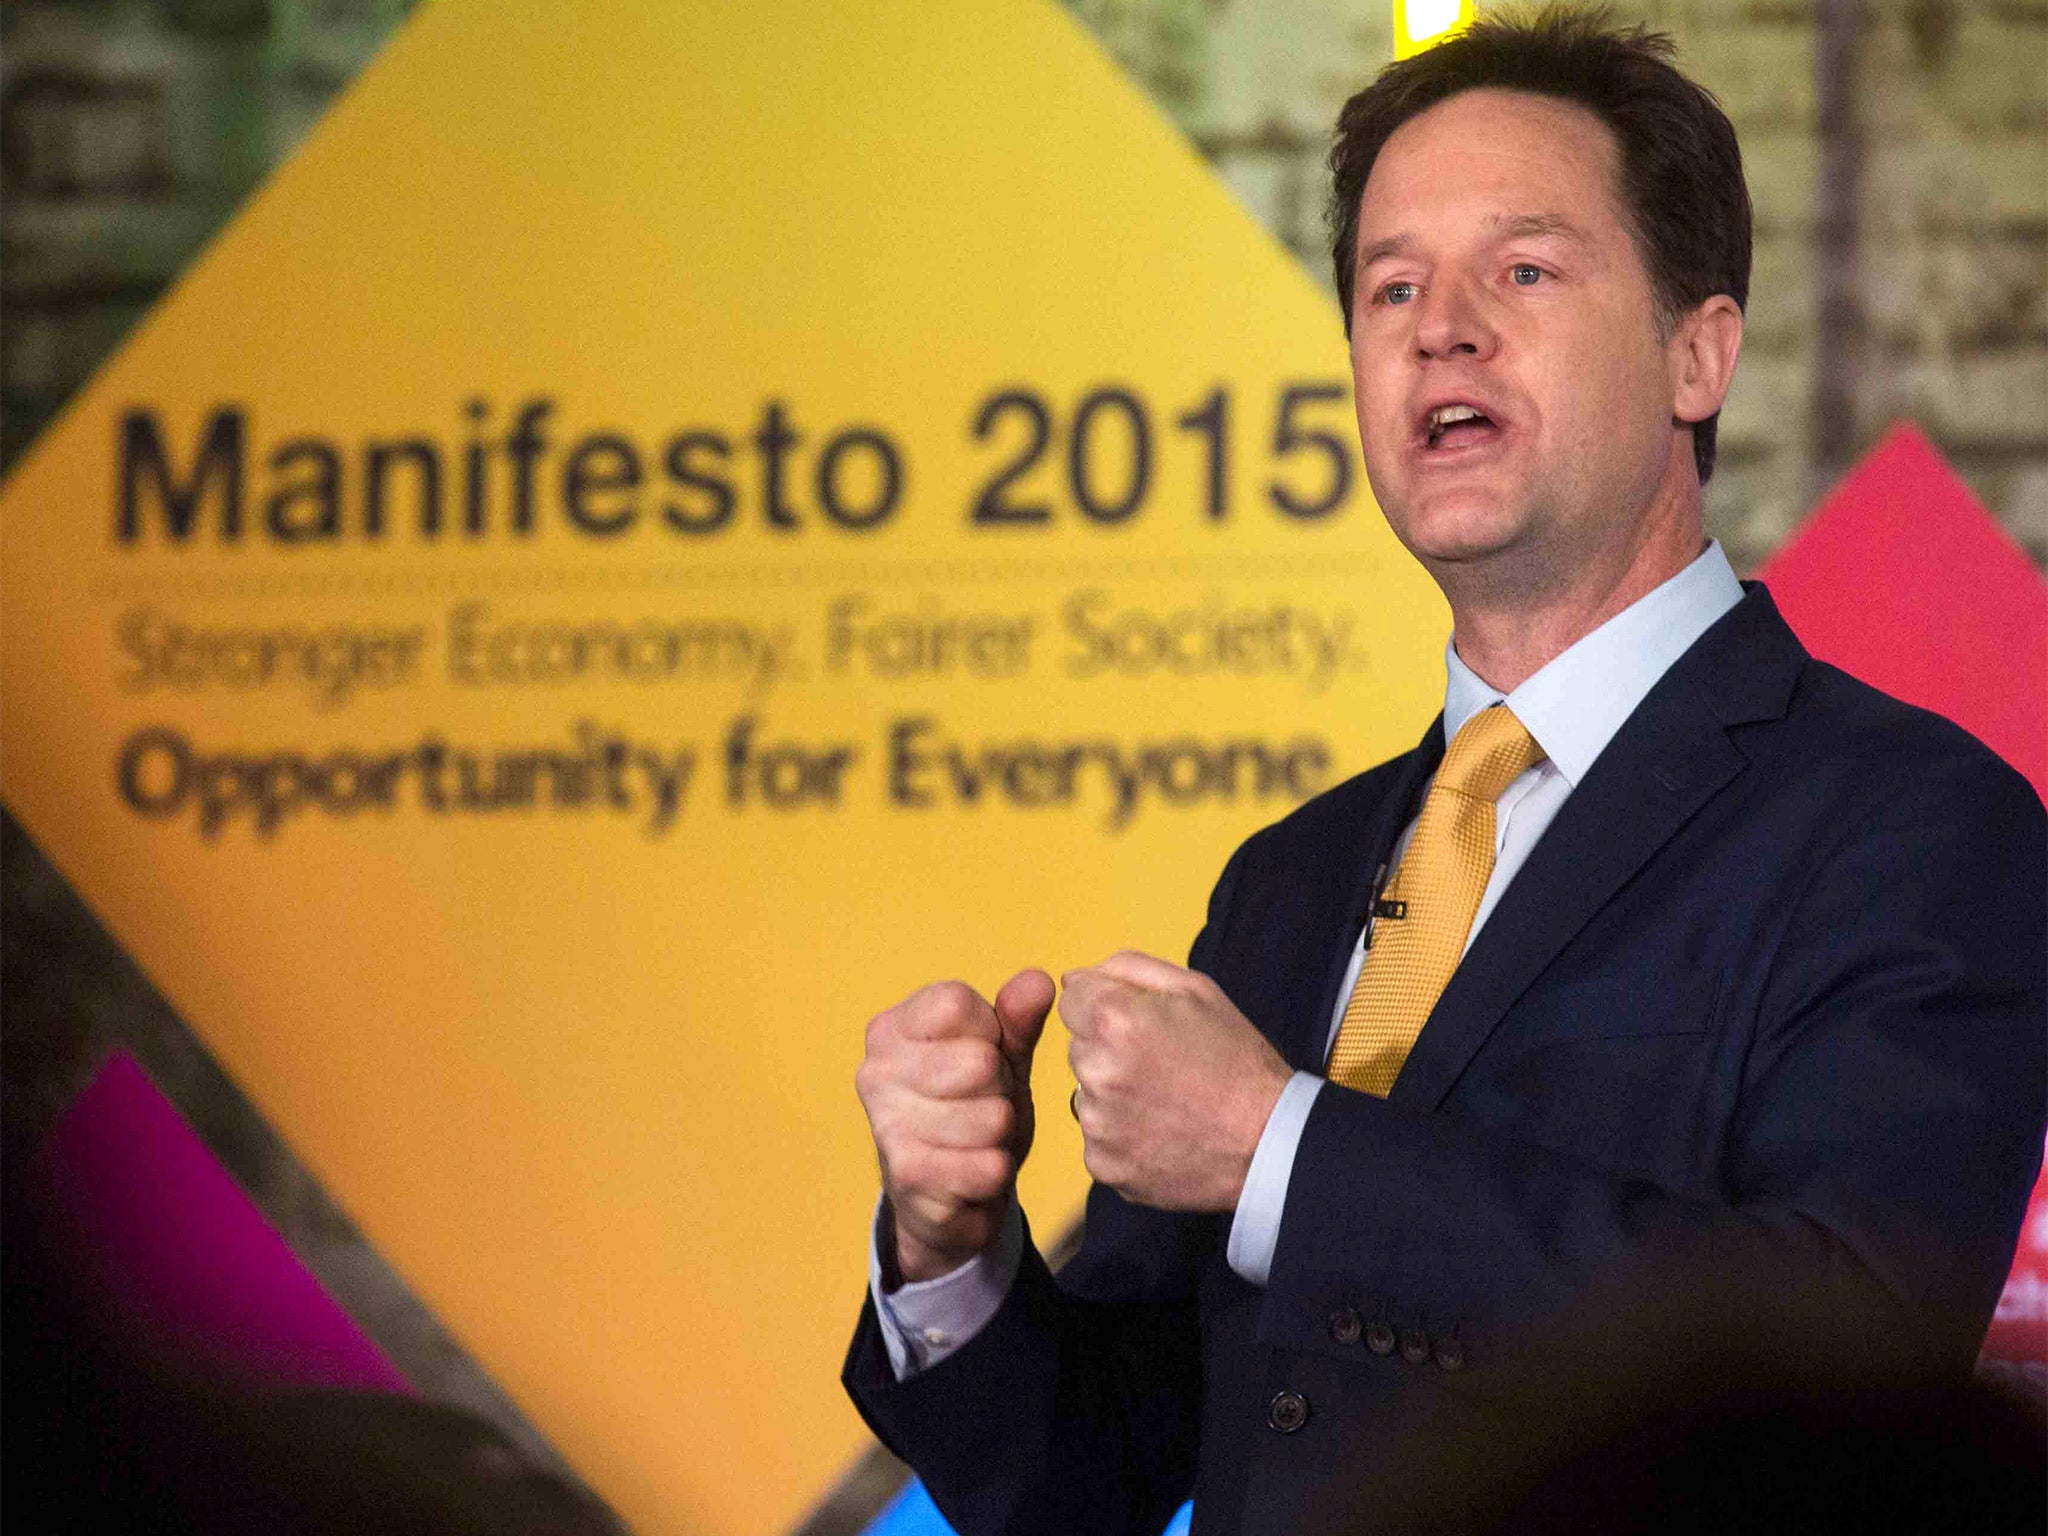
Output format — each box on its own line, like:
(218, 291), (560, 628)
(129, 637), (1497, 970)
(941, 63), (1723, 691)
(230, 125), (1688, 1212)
(1423, 402), (1498, 451)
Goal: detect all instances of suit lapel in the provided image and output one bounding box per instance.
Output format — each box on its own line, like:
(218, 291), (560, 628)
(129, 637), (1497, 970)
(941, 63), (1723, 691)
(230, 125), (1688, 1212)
(1387, 584), (1806, 1111)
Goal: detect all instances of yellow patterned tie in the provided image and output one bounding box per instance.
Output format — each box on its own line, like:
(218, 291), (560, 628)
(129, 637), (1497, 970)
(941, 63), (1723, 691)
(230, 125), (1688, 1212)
(1326, 704), (1546, 1096)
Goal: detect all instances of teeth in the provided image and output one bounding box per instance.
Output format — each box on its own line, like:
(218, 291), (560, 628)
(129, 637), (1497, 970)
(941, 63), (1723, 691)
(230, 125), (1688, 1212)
(1429, 404), (1484, 429)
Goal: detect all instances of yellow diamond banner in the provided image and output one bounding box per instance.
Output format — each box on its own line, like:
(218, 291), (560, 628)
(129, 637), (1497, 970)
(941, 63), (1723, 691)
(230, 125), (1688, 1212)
(0, 1), (1447, 1529)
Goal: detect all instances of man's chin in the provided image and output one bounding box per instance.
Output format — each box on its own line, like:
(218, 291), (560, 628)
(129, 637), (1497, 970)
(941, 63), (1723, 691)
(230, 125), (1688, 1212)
(1378, 474), (1529, 552)
(1396, 510), (1529, 570)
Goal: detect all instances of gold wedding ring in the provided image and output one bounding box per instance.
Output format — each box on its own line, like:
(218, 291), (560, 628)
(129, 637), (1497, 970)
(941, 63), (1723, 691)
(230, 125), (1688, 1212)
(1068, 1085), (1081, 1120)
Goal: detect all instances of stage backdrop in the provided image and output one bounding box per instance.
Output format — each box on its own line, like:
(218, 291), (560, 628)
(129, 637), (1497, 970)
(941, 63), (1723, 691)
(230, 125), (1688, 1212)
(0, 2), (1449, 1530)
(9, 4), (2044, 1532)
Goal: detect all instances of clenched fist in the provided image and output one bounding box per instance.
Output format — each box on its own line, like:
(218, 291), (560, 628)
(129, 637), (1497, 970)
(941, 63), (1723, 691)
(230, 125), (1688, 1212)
(1062, 951), (1292, 1212)
(856, 969), (1055, 1283)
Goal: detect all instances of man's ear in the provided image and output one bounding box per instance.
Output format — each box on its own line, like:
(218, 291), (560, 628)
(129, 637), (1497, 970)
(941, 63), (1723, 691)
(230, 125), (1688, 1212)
(1670, 294), (1744, 425)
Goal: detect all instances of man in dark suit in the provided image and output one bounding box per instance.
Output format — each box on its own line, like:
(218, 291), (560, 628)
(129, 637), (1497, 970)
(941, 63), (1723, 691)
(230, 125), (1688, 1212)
(844, 12), (2047, 1534)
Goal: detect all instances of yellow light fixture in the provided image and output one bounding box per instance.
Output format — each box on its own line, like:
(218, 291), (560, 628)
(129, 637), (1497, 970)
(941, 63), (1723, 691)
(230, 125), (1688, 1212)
(1395, 0), (1475, 58)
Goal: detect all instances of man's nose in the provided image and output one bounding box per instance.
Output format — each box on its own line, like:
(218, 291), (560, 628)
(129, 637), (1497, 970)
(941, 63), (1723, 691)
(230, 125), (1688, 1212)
(1414, 276), (1496, 361)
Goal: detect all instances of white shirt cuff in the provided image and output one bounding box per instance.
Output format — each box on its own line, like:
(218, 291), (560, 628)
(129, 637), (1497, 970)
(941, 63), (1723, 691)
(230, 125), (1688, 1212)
(1225, 1071), (1324, 1287)
(868, 1194), (1024, 1380)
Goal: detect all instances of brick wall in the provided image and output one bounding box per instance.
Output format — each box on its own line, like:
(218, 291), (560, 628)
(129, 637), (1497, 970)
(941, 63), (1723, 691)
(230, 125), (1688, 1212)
(6, 2), (2043, 568)
(1068, 0), (2048, 571)
(1854, 0), (2048, 558)
(1, 0), (417, 468)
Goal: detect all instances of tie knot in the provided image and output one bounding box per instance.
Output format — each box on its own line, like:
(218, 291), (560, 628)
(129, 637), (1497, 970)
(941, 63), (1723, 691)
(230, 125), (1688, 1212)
(1438, 705), (1545, 802)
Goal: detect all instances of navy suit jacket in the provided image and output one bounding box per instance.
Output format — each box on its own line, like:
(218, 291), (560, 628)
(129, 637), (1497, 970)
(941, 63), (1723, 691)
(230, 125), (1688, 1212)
(844, 585), (2047, 1536)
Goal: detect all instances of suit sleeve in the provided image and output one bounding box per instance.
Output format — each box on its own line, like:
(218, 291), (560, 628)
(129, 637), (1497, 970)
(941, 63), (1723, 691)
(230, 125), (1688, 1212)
(1263, 748), (2048, 1383)
(840, 836), (1256, 1536)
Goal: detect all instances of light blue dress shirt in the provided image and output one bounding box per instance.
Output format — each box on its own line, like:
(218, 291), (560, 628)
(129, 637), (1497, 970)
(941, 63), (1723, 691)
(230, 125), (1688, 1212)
(875, 541), (1746, 1375)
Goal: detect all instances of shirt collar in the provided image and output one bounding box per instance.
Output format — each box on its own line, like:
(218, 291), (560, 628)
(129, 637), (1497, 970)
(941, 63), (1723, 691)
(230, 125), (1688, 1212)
(1441, 540), (1744, 788)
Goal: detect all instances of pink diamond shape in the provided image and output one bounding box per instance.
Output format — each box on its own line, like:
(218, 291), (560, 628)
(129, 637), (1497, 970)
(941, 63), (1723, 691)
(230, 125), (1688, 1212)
(1760, 421), (2047, 1366)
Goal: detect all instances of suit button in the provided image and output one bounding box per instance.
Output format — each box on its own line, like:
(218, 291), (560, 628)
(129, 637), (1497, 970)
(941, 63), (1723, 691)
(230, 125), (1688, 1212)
(1266, 1390), (1310, 1434)
(1400, 1328), (1432, 1364)
(1434, 1335), (1466, 1372)
(1328, 1308), (1362, 1345)
(1365, 1319), (1397, 1355)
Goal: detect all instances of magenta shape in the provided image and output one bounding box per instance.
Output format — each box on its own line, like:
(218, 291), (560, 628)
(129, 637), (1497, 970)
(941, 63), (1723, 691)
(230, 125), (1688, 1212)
(1758, 424), (2048, 1366)
(32, 1050), (410, 1394)
(1756, 421), (2048, 802)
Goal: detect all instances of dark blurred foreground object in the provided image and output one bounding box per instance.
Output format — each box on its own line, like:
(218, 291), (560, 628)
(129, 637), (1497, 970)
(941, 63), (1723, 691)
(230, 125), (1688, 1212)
(178, 1387), (626, 1536)
(4, 1352), (629, 1536)
(1305, 1222), (2048, 1535)
(1395, 1371), (2048, 1536)
(3, 1188), (624, 1536)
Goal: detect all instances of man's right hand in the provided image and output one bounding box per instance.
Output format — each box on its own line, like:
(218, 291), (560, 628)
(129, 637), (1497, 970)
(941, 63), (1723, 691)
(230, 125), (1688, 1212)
(856, 969), (1055, 1283)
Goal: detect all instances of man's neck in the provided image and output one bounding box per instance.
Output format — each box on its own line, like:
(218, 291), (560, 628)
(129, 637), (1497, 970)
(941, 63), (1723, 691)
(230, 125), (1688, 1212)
(1442, 499), (1707, 694)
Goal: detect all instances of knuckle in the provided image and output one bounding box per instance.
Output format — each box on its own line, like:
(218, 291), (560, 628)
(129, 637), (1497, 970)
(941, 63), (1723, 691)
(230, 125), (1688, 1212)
(963, 1149), (1011, 1200)
(929, 1103), (976, 1150)
(964, 1040), (1001, 1086)
(927, 1054), (968, 1098)
(869, 1097), (906, 1139)
(891, 1146), (933, 1191)
(986, 1098), (1017, 1143)
(911, 1047), (948, 1093)
(856, 1057), (895, 1101)
(932, 1149), (976, 1198)
(904, 1188), (956, 1225)
(912, 1041), (960, 1090)
(929, 980), (978, 1028)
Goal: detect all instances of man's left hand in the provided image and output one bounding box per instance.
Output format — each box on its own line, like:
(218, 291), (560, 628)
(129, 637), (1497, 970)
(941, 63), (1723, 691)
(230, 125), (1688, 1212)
(1060, 952), (1293, 1212)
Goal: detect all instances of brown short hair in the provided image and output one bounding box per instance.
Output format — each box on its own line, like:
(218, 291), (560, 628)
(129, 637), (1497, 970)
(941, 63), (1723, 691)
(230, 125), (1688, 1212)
(1329, 6), (1751, 484)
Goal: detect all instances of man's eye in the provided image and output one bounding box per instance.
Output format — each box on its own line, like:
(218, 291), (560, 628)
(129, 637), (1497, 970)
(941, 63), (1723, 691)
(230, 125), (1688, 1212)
(1510, 264), (1544, 286)
(1381, 281), (1418, 305)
